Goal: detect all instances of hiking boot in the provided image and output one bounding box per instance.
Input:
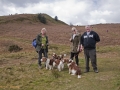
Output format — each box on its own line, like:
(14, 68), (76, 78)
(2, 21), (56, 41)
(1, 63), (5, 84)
(84, 67), (90, 73)
(94, 69), (98, 73)
(84, 69), (89, 73)
(39, 64), (42, 69)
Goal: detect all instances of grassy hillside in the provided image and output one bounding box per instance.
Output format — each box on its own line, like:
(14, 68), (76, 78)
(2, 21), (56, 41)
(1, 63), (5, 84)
(0, 14), (120, 90)
(0, 44), (120, 90)
(0, 13), (67, 25)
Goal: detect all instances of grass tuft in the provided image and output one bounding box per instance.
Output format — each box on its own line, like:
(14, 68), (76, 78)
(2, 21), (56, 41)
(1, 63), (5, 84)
(51, 69), (61, 78)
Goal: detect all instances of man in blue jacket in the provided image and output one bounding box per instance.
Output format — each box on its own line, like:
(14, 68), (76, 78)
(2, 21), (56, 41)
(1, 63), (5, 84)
(80, 25), (100, 73)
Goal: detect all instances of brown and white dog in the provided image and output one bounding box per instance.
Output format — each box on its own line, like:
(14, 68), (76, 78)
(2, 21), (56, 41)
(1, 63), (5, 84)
(41, 57), (54, 70)
(53, 53), (66, 60)
(52, 53), (66, 71)
(62, 58), (69, 64)
(53, 59), (64, 71)
(67, 60), (81, 78)
(52, 53), (58, 59)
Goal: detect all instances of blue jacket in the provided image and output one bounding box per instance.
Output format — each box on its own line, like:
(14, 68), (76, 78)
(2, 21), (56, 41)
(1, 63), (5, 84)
(80, 31), (100, 49)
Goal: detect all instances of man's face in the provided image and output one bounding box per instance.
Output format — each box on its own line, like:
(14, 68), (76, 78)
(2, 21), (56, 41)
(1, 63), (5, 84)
(85, 26), (91, 32)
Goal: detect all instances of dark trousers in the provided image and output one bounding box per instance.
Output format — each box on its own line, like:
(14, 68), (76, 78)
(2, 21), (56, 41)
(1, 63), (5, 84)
(38, 49), (48, 66)
(84, 49), (97, 70)
(70, 52), (79, 65)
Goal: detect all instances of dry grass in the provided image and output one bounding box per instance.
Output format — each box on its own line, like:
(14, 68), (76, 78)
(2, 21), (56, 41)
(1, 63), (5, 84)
(0, 14), (120, 90)
(0, 44), (120, 90)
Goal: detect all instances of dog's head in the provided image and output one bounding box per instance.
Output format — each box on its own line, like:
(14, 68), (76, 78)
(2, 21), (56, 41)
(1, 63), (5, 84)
(41, 57), (47, 62)
(53, 53), (58, 59)
(62, 58), (69, 63)
(59, 54), (66, 60)
(67, 59), (73, 67)
(53, 53), (62, 60)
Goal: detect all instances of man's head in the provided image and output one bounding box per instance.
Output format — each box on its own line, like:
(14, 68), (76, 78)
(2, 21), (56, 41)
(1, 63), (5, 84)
(85, 25), (91, 32)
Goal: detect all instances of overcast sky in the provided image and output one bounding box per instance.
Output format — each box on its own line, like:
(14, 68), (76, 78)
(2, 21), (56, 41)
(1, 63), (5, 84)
(0, 0), (120, 25)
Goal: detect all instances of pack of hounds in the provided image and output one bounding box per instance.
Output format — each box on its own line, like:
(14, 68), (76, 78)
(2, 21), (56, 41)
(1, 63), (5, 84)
(41, 53), (81, 79)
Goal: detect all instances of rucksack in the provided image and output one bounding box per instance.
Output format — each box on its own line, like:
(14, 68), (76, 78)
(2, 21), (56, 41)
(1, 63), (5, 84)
(32, 39), (37, 48)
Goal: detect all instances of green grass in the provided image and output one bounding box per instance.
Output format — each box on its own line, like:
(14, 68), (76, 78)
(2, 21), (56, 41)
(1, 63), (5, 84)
(97, 45), (120, 53)
(0, 45), (120, 90)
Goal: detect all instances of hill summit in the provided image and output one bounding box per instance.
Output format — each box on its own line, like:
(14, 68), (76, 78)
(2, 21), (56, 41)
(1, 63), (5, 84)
(0, 13), (67, 25)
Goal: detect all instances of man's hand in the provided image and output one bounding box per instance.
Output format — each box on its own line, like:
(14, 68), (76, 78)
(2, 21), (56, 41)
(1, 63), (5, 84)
(77, 45), (83, 52)
(80, 45), (83, 51)
(69, 38), (72, 42)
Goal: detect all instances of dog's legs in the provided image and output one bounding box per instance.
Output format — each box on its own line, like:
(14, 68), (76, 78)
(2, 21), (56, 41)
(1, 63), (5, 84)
(58, 65), (61, 71)
(53, 62), (56, 67)
(49, 65), (52, 70)
(46, 65), (49, 69)
(50, 65), (53, 70)
(69, 68), (71, 74)
(45, 63), (48, 69)
(62, 64), (64, 70)
(78, 75), (81, 78)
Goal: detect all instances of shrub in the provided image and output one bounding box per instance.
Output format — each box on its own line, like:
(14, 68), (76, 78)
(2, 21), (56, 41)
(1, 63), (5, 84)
(8, 45), (22, 52)
(41, 16), (46, 24)
(55, 16), (58, 21)
(38, 14), (47, 24)
(38, 13), (42, 19)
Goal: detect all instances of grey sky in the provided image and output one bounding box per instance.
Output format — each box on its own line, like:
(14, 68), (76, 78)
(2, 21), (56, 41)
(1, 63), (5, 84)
(0, 0), (120, 25)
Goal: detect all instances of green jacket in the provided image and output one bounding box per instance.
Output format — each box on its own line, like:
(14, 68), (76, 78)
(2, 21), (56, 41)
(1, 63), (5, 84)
(70, 33), (81, 53)
(35, 34), (49, 52)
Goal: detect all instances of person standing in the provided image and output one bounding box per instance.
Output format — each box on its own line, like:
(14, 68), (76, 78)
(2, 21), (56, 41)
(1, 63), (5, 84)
(36, 28), (49, 68)
(69, 27), (81, 65)
(80, 25), (100, 73)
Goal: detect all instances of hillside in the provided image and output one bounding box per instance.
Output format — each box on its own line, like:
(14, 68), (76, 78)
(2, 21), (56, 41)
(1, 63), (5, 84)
(0, 14), (120, 54)
(0, 13), (67, 25)
(0, 14), (120, 90)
